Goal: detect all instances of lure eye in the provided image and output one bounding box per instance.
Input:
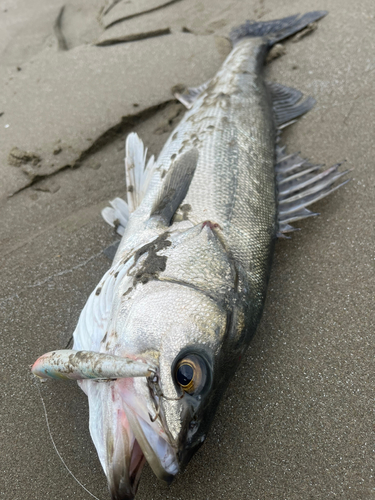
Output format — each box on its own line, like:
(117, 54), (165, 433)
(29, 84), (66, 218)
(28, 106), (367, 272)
(175, 355), (207, 394)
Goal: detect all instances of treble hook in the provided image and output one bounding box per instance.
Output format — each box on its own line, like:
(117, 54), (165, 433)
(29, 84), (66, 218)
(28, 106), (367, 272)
(147, 374), (185, 422)
(148, 407), (160, 423)
(161, 392), (185, 401)
(148, 392), (185, 422)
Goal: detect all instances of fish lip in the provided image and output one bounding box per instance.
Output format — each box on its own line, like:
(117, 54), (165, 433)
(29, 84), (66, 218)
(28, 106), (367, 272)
(123, 401), (179, 483)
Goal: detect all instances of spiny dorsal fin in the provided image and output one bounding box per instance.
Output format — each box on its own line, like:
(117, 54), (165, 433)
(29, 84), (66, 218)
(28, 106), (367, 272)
(150, 148), (199, 225)
(276, 150), (350, 236)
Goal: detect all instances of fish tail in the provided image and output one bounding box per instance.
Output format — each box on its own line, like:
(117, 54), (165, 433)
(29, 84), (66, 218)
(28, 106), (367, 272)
(230, 11), (327, 47)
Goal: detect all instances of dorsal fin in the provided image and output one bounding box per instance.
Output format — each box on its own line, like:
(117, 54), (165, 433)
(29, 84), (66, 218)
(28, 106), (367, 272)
(267, 82), (316, 127)
(150, 148), (199, 225)
(276, 149), (350, 236)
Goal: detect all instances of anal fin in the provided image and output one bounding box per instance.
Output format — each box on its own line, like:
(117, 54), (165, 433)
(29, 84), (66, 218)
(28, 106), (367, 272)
(174, 80), (211, 109)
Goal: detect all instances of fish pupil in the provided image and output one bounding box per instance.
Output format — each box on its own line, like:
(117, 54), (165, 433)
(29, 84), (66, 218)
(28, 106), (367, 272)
(177, 364), (194, 386)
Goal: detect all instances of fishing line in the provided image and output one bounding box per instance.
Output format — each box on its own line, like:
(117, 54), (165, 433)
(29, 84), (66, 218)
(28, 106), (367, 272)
(33, 377), (103, 500)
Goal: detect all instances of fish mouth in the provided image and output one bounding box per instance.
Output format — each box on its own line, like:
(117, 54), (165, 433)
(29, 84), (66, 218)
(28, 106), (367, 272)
(84, 378), (178, 500)
(107, 433), (145, 500)
(123, 403), (178, 485)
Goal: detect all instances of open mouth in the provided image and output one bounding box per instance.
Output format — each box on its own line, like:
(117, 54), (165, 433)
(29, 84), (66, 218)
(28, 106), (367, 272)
(107, 430), (145, 500)
(128, 440), (145, 493)
(124, 403), (178, 481)
(81, 378), (178, 500)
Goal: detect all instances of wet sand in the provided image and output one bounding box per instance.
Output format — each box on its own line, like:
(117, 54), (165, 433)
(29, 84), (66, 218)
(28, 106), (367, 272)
(1, 1), (374, 499)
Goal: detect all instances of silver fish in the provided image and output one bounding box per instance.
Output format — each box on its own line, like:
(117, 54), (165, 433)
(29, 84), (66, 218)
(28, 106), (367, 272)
(32, 11), (349, 500)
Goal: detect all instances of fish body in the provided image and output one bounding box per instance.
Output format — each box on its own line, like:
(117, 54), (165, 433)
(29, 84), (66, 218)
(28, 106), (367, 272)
(124, 35), (277, 335)
(78, 37), (277, 496)
(32, 11), (349, 500)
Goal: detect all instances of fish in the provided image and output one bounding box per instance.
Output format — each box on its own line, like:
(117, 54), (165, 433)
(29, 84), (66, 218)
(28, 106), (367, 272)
(32, 11), (349, 500)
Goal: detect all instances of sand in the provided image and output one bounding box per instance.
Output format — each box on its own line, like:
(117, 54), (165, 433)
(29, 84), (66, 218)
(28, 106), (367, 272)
(1, 0), (374, 499)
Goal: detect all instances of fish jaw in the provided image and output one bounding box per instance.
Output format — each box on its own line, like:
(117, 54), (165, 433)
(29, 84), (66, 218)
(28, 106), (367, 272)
(123, 402), (178, 483)
(82, 376), (178, 500)
(118, 377), (179, 481)
(105, 408), (145, 500)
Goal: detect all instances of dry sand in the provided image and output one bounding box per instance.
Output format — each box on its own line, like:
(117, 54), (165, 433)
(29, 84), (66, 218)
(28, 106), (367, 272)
(1, 0), (374, 499)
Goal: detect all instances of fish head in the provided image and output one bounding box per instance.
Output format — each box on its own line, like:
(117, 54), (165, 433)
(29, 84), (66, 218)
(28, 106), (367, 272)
(154, 291), (232, 469)
(139, 223), (249, 469)
(80, 223), (248, 498)
(107, 278), (243, 489)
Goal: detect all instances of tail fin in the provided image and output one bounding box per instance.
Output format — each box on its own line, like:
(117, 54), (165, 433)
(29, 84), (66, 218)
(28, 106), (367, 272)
(230, 11), (327, 47)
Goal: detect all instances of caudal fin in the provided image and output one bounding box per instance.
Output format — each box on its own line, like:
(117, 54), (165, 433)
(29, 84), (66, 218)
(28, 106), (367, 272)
(230, 11), (327, 47)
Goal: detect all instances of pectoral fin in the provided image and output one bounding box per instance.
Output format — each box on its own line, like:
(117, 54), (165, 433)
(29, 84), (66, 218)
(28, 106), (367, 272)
(150, 148), (199, 226)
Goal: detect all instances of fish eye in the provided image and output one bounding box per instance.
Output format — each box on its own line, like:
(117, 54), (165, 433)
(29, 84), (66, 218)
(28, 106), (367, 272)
(175, 355), (207, 394)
